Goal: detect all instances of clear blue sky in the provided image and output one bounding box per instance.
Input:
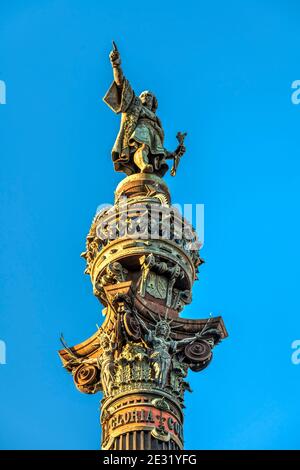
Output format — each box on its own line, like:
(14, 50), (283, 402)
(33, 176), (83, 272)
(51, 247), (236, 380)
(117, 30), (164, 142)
(1, 0), (300, 450)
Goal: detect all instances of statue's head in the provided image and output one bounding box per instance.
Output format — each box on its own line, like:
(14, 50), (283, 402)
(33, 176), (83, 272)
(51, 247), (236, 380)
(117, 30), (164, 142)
(99, 333), (110, 350)
(139, 90), (158, 112)
(155, 320), (170, 338)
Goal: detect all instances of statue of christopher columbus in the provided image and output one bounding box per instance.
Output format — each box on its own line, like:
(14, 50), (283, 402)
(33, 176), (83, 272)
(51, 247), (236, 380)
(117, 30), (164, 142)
(103, 42), (186, 177)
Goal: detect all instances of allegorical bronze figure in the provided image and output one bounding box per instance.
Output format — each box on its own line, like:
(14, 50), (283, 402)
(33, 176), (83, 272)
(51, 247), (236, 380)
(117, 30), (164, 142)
(137, 315), (205, 387)
(103, 42), (186, 177)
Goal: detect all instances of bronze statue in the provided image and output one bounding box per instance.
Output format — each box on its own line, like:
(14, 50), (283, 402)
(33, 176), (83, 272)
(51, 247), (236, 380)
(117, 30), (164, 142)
(103, 42), (186, 177)
(137, 316), (203, 387)
(62, 331), (116, 397)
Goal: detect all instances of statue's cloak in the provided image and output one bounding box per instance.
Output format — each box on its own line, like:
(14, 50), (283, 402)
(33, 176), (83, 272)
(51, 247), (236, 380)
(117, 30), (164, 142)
(103, 78), (168, 176)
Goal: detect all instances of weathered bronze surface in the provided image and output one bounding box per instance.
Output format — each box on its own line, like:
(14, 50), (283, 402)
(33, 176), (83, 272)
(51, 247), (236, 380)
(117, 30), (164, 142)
(103, 42), (186, 177)
(58, 43), (228, 450)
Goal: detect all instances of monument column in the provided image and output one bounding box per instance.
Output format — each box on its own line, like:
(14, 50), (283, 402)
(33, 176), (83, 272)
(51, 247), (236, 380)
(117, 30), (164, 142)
(58, 44), (227, 451)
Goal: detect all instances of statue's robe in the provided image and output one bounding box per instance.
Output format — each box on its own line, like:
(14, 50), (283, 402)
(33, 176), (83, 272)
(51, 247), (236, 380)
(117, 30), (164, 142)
(103, 78), (169, 176)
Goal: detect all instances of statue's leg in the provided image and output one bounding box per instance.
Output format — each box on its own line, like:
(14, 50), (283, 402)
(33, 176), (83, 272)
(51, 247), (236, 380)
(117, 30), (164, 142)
(133, 144), (153, 173)
(153, 156), (160, 170)
(153, 361), (159, 382)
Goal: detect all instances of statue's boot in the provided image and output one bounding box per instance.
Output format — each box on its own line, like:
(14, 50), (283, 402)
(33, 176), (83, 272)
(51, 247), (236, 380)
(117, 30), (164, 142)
(134, 146), (153, 173)
(142, 164), (153, 173)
